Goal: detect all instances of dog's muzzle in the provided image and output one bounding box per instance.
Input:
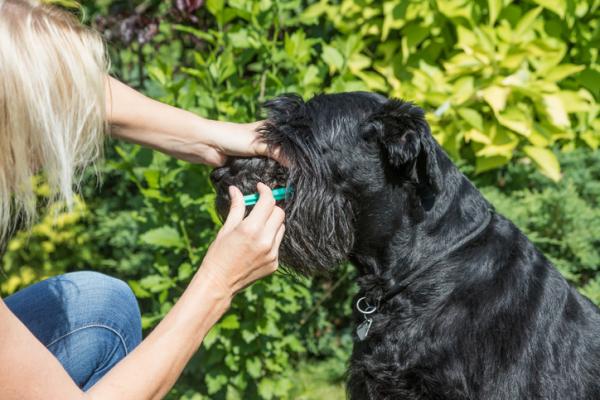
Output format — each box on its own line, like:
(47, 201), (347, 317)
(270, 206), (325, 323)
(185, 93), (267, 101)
(210, 157), (290, 219)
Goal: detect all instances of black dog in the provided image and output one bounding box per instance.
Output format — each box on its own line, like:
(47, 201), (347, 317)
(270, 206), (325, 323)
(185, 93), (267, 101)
(210, 93), (600, 399)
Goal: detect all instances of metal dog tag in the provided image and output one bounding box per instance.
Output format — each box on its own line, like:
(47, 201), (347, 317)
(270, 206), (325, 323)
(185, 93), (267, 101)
(356, 318), (372, 341)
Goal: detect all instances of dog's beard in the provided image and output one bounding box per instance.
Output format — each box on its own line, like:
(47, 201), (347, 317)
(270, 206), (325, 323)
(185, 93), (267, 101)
(211, 157), (355, 275)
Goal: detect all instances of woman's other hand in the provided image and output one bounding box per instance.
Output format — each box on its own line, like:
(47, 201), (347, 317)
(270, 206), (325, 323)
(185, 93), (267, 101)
(195, 182), (285, 302)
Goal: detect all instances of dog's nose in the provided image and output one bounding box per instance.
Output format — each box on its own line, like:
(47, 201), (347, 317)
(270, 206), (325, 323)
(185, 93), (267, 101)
(209, 167), (228, 185)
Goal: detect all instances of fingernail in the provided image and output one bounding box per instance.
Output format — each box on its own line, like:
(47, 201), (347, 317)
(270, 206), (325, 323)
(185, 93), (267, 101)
(228, 185), (235, 199)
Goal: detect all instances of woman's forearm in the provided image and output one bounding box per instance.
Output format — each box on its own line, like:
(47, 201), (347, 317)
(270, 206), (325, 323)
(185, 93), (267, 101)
(105, 77), (266, 166)
(85, 268), (230, 400)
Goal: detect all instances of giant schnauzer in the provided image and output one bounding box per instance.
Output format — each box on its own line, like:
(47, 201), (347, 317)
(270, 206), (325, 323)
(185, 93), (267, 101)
(210, 92), (600, 399)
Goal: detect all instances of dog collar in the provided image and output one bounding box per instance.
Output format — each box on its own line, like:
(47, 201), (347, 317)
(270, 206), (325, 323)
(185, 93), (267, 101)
(243, 187), (293, 206)
(355, 209), (495, 341)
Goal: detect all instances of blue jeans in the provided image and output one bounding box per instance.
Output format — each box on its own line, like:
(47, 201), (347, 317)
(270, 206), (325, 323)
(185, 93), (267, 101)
(4, 271), (142, 391)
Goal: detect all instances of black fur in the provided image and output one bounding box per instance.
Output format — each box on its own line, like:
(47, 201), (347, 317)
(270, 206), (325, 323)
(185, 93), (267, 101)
(210, 92), (600, 399)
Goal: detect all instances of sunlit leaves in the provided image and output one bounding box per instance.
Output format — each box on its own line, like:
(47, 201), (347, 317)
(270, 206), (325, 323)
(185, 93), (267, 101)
(523, 146), (562, 181)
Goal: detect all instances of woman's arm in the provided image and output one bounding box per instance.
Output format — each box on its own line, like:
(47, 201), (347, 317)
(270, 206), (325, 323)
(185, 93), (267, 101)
(0, 184), (285, 399)
(106, 77), (273, 167)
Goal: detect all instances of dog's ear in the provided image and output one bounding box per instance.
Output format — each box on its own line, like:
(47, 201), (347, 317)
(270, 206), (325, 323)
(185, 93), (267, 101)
(362, 99), (429, 170)
(259, 94), (316, 173)
(362, 99), (440, 205)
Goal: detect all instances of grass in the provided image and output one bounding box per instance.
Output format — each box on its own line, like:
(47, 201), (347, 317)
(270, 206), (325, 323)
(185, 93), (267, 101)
(287, 357), (347, 400)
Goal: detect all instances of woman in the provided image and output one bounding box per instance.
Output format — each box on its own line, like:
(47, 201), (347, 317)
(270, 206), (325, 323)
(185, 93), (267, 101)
(0, 0), (285, 398)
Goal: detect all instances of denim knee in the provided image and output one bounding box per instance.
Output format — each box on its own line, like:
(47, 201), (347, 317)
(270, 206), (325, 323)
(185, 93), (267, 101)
(5, 270), (142, 354)
(60, 271), (143, 353)
(5, 270), (143, 389)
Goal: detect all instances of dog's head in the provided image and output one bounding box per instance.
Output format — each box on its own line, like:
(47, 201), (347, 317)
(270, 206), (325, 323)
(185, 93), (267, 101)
(210, 92), (440, 275)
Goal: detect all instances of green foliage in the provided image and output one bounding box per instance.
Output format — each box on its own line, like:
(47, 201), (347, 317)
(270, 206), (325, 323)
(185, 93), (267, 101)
(474, 149), (600, 301)
(108, 0), (599, 178)
(1, 1), (599, 399)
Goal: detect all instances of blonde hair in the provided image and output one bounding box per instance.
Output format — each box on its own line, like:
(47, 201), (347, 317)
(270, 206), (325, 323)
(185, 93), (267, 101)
(0, 0), (107, 243)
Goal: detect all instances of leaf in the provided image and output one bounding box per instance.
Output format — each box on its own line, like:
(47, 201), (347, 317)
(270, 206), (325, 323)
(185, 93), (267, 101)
(147, 66), (167, 86)
(581, 131), (599, 150)
(544, 64), (585, 82)
(531, 0), (566, 17)
(523, 146), (561, 181)
(220, 314), (240, 330)
(465, 129), (492, 144)
(481, 85), (510, 113)
(300, 0), (328, 23)
(488, 0), (503, 25)
(258, 378), (276, 400)
(437, 0), (472, 19)
(321, 45), (344, 73)
(143, 170), (160, 189)
(381, 1), (407, 40)
(458, 108), (484, 131)
(177, 262), (194, 281)
(246, 357), (263, 379)
(475, 155), (511, 173)
(172, 24), (215, 43)
(557, 90), (592, 113)
(206, 373), (228, 395)
(302, 65), (320, 86)
(496, 106), (532, 136)
(452, 76), (475, 105)
(514, 6), (543, 38)
(404, 23), (429, 49)
(347, 53), (371, 73)
(355, 71), (388, 92)
(542, 94), (570, 128)
(204, 326), (220, 348)
(140, 226), (183, 249)
(139, 275), (174, 293)
(205, 0), (224, 16)
(228, 29), (253, 48)
(128, 280), (152, 298)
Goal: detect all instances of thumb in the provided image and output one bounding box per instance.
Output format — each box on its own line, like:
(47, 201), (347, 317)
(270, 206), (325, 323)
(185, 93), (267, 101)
(221, 186), (245, 233)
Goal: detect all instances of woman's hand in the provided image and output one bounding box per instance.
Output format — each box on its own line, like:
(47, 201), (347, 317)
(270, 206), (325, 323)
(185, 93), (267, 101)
(195, 182), (285, 302)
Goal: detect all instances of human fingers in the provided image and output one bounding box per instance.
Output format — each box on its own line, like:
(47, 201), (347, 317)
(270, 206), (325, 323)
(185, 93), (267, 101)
(221, 186), (245, 233)
(244, 182), (276, 226)
(263, 206), (285, 239)
(273, 223), (285, 248)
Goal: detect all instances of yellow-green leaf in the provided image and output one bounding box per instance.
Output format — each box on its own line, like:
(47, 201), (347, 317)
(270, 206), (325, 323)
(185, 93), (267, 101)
(544, 64), (585, 82)
(514, 7), (543, 38)
(532, 0), (566, 17)
(481, 85), (510, 113)
(465, 129), (492, 144)
(458, 108), (484, 131)
(355, 71), (388, 92)
(523, 146), (561, 181)
(496, 107), (531, 136)
(452, 76), (475, 105)
(475, 155), (511, 173)
(347, 53), (371, 73)
(542, 94), (570, 128)
(557, 90), (592, 113)
(488, 0), (503, 25)
(321, 45), (344, 73)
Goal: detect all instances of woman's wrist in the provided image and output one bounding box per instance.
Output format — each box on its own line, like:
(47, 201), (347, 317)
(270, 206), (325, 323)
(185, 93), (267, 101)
(187, 266), (233, 316)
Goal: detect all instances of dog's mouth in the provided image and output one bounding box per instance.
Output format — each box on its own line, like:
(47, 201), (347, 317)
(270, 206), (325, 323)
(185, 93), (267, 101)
(210, 157), (291, 219)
